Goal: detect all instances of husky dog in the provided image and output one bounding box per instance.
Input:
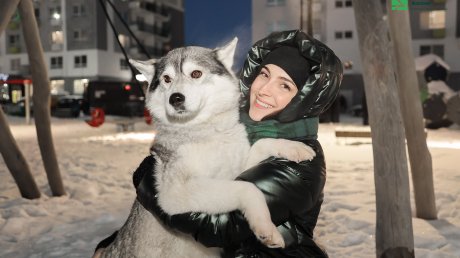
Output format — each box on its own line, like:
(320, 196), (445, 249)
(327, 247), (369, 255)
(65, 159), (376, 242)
(99, 39), (315, 258)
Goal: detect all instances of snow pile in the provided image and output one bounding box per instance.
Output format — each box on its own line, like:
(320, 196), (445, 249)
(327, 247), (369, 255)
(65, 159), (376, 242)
(1, 115), (459, 257)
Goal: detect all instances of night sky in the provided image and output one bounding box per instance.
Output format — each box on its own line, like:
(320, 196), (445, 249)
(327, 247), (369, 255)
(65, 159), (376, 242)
(184, 0), (252, 71)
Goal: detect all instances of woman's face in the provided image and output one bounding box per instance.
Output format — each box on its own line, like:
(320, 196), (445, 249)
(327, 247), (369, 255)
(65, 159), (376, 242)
(248, 64), (299, 121)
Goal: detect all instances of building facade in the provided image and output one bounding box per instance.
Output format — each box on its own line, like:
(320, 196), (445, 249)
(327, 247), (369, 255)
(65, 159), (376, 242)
(252, 0), (460, 110)
(0, 0), (184, 95)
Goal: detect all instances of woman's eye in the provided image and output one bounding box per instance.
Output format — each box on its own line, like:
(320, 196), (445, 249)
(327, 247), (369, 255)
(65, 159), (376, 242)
(281, 84), (292, 91)
(259, 71), (269, 78)
(191, 70), (202, 79)
(163, 75), (171, 83)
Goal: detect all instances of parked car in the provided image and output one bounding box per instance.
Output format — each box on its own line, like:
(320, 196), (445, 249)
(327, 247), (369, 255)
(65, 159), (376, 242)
(52, 95), (84, 118)
(82, 81), (145, 117)
(4, 97), (32, 116)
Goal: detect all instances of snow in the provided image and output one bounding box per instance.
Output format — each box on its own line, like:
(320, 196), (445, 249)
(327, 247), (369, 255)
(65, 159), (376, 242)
(1, 114), (460, 258)
(415, 54), (451, 71)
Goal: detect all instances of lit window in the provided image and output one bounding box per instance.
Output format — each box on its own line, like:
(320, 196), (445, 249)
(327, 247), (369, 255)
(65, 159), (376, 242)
(420, 10), (446, 29)
(50, 6), (61, 20)
(118, 34), (130, 47)
(52, 30), (63, 44)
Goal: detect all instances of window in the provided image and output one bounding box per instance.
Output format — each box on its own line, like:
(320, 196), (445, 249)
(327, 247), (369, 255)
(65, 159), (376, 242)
(420, 10), (446, 30)
(73, 79), (88, 95)
(9, 34), (20, 45)
(50, 56), (63, 69)
(335, 31), (343, 39)
(266, 21), (287, 34)
(52, 30), (63, 44)
(335, 31), (352, 39)
(118, 34), (129, 47)
(50, 80), (65, 95)
(120, 59), (129, 70)
(267, 0), (285, 7)
(34, 7), (40, 19)
(73, 29), (87, 41)
(10, 59), (21, 71)
(420, 45), (444, 58)
(74, 55), (87, 68)
(336, 1), (352, 8)
(50, 6), (61, 20)
(72, 4), (86, 16)
(344, 31), (353, 38)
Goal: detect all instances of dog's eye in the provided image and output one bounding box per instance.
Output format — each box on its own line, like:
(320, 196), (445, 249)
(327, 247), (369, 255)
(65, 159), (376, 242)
(163, 75), (171, 83)
(191, 70), (202, 79)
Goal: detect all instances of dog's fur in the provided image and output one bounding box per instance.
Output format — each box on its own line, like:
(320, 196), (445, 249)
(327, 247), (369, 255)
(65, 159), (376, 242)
(99, 39), (315, 258)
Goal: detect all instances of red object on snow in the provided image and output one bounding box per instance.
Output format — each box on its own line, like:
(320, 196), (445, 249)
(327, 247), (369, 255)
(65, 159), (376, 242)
(86, 108), (105, 127)
(144, 108), (152, 125)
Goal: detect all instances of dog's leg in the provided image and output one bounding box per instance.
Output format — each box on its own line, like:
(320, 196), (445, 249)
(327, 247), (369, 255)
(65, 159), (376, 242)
(157, 178), (285, 248)
(244, 138), (316, 170)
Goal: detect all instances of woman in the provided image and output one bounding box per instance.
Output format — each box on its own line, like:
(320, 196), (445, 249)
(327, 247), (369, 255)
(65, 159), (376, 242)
(96, 30), (342, 257)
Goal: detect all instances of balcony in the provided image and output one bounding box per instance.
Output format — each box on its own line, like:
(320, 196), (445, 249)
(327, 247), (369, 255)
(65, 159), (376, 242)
(432, 28), (446, 38)
(50, 18), (61, 26)
(51, 43), (63, 51)
(8, 46), (21, 54)
(7, 21), (20, 30)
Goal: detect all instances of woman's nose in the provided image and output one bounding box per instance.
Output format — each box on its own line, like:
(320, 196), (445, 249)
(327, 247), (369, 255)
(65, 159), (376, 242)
(257, 82), (273, 96)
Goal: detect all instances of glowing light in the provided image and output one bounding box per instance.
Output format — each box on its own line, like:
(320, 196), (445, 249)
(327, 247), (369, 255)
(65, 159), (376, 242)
(53, 13), (61, 20)
(135, 74), (147, 82)
(124, 84), (131, 91)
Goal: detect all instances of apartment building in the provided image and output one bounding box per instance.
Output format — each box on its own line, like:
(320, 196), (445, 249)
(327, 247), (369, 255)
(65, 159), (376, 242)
(252, 0), (460, 109)
(0, 0), (184, 95)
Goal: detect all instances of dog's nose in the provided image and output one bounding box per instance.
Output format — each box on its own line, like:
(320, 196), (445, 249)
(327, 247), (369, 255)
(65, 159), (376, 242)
(169, 93), (185, 107)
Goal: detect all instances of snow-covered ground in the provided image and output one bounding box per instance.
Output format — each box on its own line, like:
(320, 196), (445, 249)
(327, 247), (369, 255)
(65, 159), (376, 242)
(0, 114), (459, 258)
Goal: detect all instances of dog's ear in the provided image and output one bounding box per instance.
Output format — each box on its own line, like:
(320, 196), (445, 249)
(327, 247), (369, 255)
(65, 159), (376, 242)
(215, 37), (238, 72)
(129, 59), (156, 83)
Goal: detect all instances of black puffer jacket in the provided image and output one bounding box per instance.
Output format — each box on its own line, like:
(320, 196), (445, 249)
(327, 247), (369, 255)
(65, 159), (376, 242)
(135, 138), (328, 257)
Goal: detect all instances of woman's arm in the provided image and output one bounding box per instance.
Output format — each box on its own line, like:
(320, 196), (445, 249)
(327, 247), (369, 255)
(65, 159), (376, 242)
(136, 141), (326, 248)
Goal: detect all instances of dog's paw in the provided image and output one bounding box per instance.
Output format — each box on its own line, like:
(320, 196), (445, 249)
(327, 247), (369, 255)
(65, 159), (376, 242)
(254, 223), (285, 249)
(275, 139), (316, 163)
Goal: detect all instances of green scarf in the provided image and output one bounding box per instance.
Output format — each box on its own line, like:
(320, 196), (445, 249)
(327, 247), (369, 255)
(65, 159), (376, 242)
(240, 112), (319, 145)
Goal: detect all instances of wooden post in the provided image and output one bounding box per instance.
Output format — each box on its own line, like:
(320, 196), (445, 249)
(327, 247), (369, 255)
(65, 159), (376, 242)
(352, 0), (414, 257)
(0, 0), (41, 200)
(0, 110), (41, 199)
(18, 0), (66, 196)
(386, 0), (437, 220)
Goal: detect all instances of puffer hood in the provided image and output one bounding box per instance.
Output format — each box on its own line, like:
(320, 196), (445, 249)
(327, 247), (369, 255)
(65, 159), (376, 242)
(239, 30), (343, 123)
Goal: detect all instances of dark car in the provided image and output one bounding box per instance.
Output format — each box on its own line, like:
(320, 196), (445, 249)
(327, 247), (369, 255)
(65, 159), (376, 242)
(52, 95), (83, 118)
(4, 97), (32, 116)
(82, 81), (145, 117)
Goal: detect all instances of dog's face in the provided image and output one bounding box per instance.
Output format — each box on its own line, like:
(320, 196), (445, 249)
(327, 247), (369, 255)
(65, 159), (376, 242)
(130, 38), (239, 126)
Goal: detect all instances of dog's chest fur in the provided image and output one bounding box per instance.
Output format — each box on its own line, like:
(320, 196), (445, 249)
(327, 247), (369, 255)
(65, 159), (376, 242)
(153, 123), (250, 181)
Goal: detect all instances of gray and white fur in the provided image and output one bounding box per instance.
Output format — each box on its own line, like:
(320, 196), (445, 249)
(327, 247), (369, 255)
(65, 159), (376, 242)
(99, 38), (315, 258)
